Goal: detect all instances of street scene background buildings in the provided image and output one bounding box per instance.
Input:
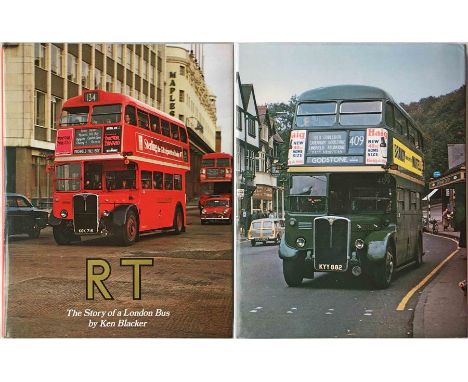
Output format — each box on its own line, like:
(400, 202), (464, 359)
(236, 73), (284, 231)
(3, 43), (232, 207)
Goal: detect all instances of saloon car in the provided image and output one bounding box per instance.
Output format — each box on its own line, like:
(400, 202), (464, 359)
(200, 197), (232, 224)
(5, 193), (49, 238)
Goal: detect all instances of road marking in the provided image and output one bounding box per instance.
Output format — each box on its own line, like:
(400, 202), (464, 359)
(287, 311), (293, 314)
(249, 310), (257, 313)
(396, 234), (460, 311)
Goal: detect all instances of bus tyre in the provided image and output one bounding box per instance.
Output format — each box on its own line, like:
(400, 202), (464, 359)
(53, 225), (78, 245)
(283, 258), (304, 287)
(172, 207), (184, 235)
(372, 246), (395, 289)
(28, 226), (41, 239)
(118, 211), (138, 246)
(415, 234), (423, 267)
(250, 240), (256, 247)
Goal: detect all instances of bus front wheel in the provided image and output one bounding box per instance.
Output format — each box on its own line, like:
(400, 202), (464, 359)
(282, 258), (304, 287)
(53, 225), (79, 245)
(117, 211), (138, 246)
(372, 246), (395, 289)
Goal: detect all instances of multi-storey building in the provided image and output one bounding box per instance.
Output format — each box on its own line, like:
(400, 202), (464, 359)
(3, 43), (166, 207)
(165, 45), (217, 201)
(255, 105), (284, 217)
(236, 73), (260, 219)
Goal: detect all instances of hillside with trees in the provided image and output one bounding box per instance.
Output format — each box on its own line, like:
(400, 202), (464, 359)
(401, 85), (465, 180)
(268, 86), (466, 182)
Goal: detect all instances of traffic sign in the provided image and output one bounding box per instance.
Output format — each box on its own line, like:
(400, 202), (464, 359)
(433, 171), (441, 178)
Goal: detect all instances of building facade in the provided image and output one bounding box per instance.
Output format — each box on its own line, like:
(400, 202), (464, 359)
(165, 45), (217, 201)
(254, 105), (284, 217)
(3, 43), (166, 207)
(236, 73), (260, 221)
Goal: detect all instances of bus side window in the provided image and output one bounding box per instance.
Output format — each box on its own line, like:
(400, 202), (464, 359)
(174, 174), (182, 190)
(124, 105), (137, 126)
(141, 170), (152, 189)
(397, 188), (405, 211)
(180, 127), (188, 143)
(404, 189), (410, 211)
(153, 171), (163, 190)
(170, 124), (180, 140)
(183, 149), (188, 162)
(385, 102), (395, 129)
(137, 109), (149, 130)
(149, 114), (160, 134)
(394, 108), (406, 136)
(161, 119), (171, 137)
(164, 173), (174, 190)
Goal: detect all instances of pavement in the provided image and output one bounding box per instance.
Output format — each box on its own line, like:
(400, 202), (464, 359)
(413, 228), (467, 338)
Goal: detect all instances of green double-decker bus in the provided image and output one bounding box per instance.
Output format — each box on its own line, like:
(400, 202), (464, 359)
(279, 85), (425, 288)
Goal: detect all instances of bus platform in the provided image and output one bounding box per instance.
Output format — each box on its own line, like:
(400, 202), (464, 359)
(413, 229), (467, 338)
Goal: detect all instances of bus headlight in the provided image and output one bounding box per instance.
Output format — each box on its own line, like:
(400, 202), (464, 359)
(296, 237), (306, 248)
(223, 209), (229, 214)
(355, 239), (365, 250)
(103, 210), (110, 217)
(202, 209), (207, 214)
(60, 209), (68, 218)
(289, 218), (297, 226)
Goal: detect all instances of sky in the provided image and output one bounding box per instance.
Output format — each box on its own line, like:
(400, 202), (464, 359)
(203, 44), (233, 154)
(238, 43), (466, 106)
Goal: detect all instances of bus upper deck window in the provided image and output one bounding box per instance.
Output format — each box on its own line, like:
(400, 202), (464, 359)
(339, 101), (382, 126)
(161, 120), (171, 137)
(296, 102), (336, 128)
(124, 105), (137, 126)
(180, 127), (187, 143)
(171, 124), (180, 140)
(60, 107), (89, 126)
(91, 104), (122, 124)
(149, 114), (160, 134)
(137, 109), (149, 129)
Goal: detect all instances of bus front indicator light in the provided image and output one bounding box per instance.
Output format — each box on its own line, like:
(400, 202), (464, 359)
(103, 210), (110, 217)
(355, 239), (365, 250)
(60, 209), (68, 218)
(296, 237), (306, 248)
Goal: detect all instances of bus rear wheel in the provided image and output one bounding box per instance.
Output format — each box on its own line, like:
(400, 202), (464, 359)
(282, 258), (304, 287)
(172, 207), (184, 235)
(372, 246), (394, 289)
(117, 211), (138, 246)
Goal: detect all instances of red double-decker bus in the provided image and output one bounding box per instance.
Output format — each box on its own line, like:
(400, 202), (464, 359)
(199, 152), (233, 211)
(49, 90), (190, 246)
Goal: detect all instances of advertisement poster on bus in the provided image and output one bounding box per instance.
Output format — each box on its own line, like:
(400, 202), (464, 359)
(287, 129), (306, 165)
(365, 127), (388, 165)
(55, 128), (74, 156)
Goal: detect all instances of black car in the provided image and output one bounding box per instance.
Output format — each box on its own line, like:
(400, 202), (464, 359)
(5, 193), (49, 238)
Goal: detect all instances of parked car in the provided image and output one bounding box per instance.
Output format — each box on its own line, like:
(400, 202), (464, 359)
(5, 193), (48, 238)
(200, 196), (232, 224)
(248, 218), (285, 246)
